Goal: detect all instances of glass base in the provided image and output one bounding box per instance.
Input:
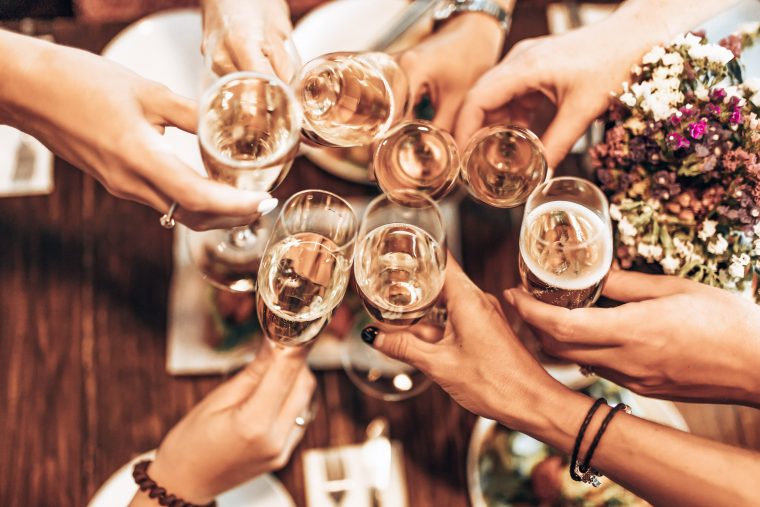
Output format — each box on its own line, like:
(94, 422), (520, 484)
(186, 218), (274, 293)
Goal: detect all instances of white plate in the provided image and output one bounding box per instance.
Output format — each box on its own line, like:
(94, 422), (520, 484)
(292, 0), (418, 184)
(466, 386), (689, 507)
(88, 450), (295, 507)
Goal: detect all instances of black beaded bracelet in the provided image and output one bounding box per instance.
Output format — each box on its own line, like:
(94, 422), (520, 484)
(569, 398), (606, 481)
(579, 402), (631, 474)
(132, 460), (216, 507)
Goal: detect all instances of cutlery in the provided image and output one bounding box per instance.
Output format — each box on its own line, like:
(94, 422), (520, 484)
(324, 451), (350, 506)
(361, 418), (392, 507)
(368, 0), (438, 51)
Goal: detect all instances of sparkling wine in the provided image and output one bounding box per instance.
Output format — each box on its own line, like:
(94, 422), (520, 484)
(297, 53), (401, 147)
(199, 75), (299, 192)
(354, 223), (445, 326)
(192, 224), (268, 292)
(519, 201), (612, 309)
(373, 121), (459, 202)
(462, 127), (547, 208)
(257, 232), (350, 346)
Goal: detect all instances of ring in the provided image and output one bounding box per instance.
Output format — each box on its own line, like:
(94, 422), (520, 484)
(160, 202), (178, 229)
(295, 416), (307, 427)
(579, 365), (596, 377)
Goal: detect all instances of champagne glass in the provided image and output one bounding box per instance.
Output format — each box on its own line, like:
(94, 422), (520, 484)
(344, 190), (446, 400)
(373, 120), (547, 208)
(186, 72), (302, 293)
(294, 52), (410, 147)
(518, 177), (613, 309)
(256, 190), (358, 347)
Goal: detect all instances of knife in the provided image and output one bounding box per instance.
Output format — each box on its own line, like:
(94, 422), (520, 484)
(367, 0), (439, 51)
(361, 418), (392, 507)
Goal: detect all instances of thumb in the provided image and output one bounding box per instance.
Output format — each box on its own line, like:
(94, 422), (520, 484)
(540, 102), (592, 169)
(159, 91), (198, 134)
(363, 327), (436, 371)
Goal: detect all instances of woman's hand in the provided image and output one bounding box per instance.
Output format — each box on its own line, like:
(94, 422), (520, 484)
(398, 13), (504, 130)
(505, 270), (760, 407)
(130, 343), (316, 505)
(201, 0), (297, 80)
(364, 259), (563, 426)
(0, 31), (277, 231)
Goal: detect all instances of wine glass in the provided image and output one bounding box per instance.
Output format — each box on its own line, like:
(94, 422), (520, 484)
(518, 177), (613, 309)
(256, 190), (358, 347)
(186, 71), (302, 293)
(294, 52), (410, 147)
(373, 120), (547, 208)
(344, 190), (446, 401)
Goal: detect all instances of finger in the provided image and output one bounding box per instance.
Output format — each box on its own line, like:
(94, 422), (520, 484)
(268, 365), (317, 446)
(240, 345), (310, 420)
(602, 269), (705, 302)
(157, 90), (197, 134)
(232, 37), (277, 75)
(370, 329), (437, 371)
(540, 103), (594, 169)
(535, 333), (619, 367)
(202, 343), (275, 409)
(485, 293), (506, 320)
(431, 95), (461, 132)
(454, 64), (535, 147)
(504, 288), (630, 345)
(268, 37), (297, 82)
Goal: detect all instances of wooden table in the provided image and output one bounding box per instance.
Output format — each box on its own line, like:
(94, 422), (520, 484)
(1, 4), (759, 506)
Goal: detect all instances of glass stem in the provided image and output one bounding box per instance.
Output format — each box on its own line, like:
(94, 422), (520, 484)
(227, 220), (262, 249)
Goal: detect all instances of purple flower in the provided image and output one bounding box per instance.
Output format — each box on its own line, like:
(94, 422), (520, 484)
(669, 113), (682, 126)
(710, 88), (727, 102)
(667, 132), (690, 150)
(730, 107), (742, 124)
(706, 103), (721, 116)
(688, 119), (708, 140)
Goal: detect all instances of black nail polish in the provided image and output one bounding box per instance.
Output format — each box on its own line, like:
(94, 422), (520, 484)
(361, 326), (379, 345)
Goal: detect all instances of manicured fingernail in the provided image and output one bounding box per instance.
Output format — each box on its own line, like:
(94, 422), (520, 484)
(361, 326), (380, 345)
(257, 198), (278, 215)
(503, 290), (515, 306)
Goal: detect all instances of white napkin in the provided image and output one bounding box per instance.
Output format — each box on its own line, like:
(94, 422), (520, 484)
(303, 442), (408, 507)
(0, 126), (54, 197)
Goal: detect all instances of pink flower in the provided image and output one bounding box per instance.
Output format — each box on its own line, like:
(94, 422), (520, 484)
(667, 132), (691, 150)
(730, 107), (742, 124)
(669, 113), (682, 126)
(706, 103), (721, 116)
(688, 119), (708, 139)
(711, 88), (727, 101)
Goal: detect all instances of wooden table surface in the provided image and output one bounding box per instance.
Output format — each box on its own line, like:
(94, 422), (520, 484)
(1, 4), (759, 507)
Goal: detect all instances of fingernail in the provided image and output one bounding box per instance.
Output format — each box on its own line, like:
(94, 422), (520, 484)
(361, 326), (380, 345)
(257, 198), (278, 215)
(503, 290), (515, 306)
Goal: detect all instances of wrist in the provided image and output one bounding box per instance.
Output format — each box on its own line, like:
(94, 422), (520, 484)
(437, 11), (505, 50)
(146, 455), (216, 505)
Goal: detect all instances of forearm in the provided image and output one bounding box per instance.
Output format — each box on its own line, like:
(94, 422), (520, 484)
(0, 30), (45, 127)
(504, 384), (760, 507)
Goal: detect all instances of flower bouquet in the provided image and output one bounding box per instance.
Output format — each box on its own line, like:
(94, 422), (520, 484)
(591, 23), (760, 300)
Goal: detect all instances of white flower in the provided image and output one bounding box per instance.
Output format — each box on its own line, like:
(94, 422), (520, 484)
(618, 217), (638, 238)
(732, 253), (751, 266)
(609, 204), (622, 221)
(739, 22), (760, 35)
(749, 113), (760, 130)
(671, 32), (702, 49)
(698, 220), (718, 241)
(745, 78), (760, 94)
(728, 260), (746, 279)
(694, 83), (710, 101)
(642, 45), (665, 64)
(754, 222), (760, 237)
(723, 86), (744, 104)
(637, 242), (663, 261)
(660, 254), (681, 274)
(687, 43), (735, 64)
(619, 92), (637, 107)
(661, 52), (684, 67)
(719, 269), (738, 290)
(707, 234), (729, 255)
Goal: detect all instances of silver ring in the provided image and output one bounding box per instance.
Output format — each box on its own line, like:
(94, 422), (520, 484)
(294, 416), (307, 427)
(160, 202), (178, 229)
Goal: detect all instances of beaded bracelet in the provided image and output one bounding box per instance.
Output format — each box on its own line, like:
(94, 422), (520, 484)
(132, 460), (216, 507)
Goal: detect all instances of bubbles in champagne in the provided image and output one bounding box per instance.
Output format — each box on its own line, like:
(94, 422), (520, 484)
(297, 53), (395, 147)
(462, 126), (547, 208)
(199, 75), (299, 192)
(257, 232), (350, 346)
(519, 201), (612, 308)
(355, 223), (445, 326)
(373, 121), (459, 203)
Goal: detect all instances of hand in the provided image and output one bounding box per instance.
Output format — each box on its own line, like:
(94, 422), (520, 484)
(201, 0), (297, 80)
(454, 14), (661, 167)
(505, 270), (760, 407)
(364, 259), (562, 425)
(0, 32), (276, 231)
(130, 343), (316, 505)
(398, 13), (503, 130)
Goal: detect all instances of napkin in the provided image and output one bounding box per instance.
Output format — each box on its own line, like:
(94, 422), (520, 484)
(0, 126), (54, 197)
(303, 442), (408, 507)
(166, 196), (462, 376)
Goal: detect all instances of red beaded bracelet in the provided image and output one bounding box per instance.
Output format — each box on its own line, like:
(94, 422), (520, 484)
(132, 460), (216, 507)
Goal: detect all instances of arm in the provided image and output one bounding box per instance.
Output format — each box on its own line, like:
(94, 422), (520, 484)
(0, 30), (274, 230)
(367, 260), (760, 507)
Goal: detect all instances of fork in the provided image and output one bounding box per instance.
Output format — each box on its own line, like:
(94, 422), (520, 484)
(324, 451), (348, 506)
